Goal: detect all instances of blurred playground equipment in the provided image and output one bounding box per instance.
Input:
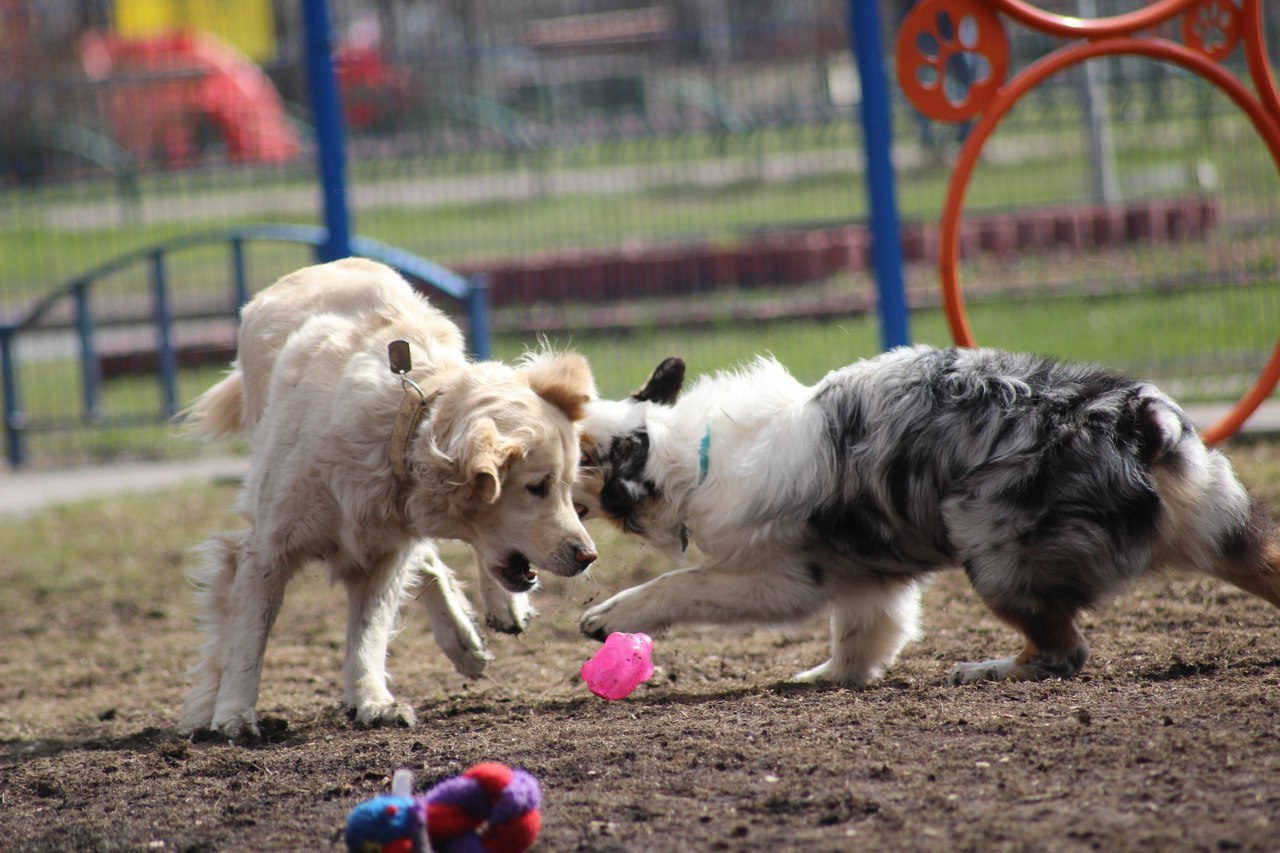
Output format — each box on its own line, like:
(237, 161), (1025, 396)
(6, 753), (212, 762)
(79, 29), (301, 168)
(896, 0), (1280, 443)
(113, 0), (279, 62)
(334, 14), (411, 133)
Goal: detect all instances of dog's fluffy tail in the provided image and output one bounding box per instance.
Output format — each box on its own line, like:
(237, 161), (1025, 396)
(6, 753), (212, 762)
(181, 370), (245, 440)
(1213, 499), (1280, 610)
(1146, 390), (1280, 610)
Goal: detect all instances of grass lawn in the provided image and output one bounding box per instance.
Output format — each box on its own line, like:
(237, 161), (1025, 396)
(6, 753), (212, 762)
(4, 269), (1275, 468)
(1, 92), (1277, 467)
(2, 96), (1276, 301)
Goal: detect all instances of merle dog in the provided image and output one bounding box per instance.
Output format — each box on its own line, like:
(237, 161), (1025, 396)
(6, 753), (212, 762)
(573, 346), (1280, 685)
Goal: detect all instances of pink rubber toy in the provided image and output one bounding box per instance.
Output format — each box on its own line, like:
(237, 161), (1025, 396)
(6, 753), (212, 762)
(580, 632), (655, 699)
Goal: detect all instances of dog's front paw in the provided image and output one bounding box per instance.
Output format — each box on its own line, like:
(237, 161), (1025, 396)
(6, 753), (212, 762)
(432, 612), (492, 679)
(177, 705), (213, 738)
(792, 659), (879, 687)
(354, 700), (417, 728)
(486, 593), (535, 636)
(443, 633), (493, 680)
(579, 598), (621, 641)
(580, 592), (659, 641)
(792, 660), (838, 685)
(579, 609), (608, 641)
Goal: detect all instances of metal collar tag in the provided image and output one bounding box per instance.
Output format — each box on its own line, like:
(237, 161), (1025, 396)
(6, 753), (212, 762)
(388, 340), (435, 488)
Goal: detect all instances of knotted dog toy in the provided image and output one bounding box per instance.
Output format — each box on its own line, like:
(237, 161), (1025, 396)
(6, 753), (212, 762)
(345, 764), (542, 853)
(345, 769), (422, 853)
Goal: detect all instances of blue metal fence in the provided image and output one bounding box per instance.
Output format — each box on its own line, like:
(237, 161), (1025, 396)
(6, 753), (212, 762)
(848, 0), (909, 349)
(0, 223), (489, 468)
(303, 0), (354, 263)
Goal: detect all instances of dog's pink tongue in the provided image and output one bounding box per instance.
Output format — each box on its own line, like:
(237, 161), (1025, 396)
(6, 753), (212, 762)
(580, 632), (655, 700)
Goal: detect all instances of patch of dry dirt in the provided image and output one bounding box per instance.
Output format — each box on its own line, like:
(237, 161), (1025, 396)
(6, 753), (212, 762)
(4, 443), (1280, 851)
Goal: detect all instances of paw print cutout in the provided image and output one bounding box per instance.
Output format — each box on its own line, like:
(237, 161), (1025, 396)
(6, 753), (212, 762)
(897, 0), (1009, 123)
(1182, 0), (1241, 61)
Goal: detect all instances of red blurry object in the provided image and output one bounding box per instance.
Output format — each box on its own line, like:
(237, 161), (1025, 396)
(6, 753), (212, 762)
(334, 16), (410, 132)
(81, 29), (301, 167)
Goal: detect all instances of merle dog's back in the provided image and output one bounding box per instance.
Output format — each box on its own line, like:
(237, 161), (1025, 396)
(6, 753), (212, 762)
(811, 348), (1190, 572)
(809, 346), (1279, 680)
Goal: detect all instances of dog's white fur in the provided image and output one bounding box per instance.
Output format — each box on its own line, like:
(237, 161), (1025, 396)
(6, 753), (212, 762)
(179, 258), (597, 739)
(575, 348), (1280, 687)
(576, 357), (924, 685)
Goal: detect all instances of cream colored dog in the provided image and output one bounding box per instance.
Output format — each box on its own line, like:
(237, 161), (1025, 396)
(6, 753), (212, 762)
(179, 258), (597, 740)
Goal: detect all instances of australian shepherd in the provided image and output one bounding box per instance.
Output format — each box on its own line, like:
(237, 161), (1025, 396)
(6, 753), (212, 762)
(179, 258), (598, 739)
(574, 346), (1280, 686)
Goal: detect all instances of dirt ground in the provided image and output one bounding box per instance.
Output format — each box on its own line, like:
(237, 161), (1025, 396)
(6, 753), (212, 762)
(3, 442), (1280, 852)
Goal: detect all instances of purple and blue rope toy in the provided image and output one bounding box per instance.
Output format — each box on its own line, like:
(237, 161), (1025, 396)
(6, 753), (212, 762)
(345, 763), (542, 853)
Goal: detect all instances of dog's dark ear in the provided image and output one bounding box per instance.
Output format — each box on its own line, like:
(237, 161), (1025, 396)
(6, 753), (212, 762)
(599, 430), (653, 529)
(631, 357), (684, 405)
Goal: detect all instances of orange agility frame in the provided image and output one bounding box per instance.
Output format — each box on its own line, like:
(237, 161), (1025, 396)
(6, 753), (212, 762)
(897, 0), (1280, 444)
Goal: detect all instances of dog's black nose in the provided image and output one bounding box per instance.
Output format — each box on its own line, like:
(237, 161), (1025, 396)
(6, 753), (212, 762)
(574, 548), (598, 570)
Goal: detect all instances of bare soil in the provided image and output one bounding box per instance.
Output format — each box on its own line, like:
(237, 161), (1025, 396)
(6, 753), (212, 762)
(3, 442), (1280, 852)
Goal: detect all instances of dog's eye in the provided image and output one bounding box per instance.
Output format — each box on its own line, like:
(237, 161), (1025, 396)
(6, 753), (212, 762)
(579, 450), (595, 468)
(526, 476), (552, 498)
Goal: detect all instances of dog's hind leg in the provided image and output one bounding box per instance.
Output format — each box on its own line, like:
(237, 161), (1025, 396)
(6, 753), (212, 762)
(413, 542), (491, 679)
(944, 488), (1118, 684)
(948, 596), (1090, 685)
(342, 549), (417, 728)
(208, 539), (299, 740)
(179, 531), (244, 735)
(794, 579), (922, 686)
(1209, 499), (1280, 610)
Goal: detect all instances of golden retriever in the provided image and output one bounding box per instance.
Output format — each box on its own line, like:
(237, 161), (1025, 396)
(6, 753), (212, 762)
(178, 258), (597, 740)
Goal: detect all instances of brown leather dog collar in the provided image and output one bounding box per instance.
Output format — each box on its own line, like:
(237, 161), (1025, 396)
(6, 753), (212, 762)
(390, 385), (441, 489)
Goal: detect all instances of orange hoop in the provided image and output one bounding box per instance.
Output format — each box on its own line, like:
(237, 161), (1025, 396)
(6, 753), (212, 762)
(984, 0), (1197, 39)
(1182, 0), (1243, 62)
(897, 0), (1011, 122)
(1242, 0), (1280, 122)
(934, 34), (1280, 445)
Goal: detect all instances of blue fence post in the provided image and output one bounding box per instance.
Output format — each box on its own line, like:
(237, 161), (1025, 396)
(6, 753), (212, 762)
(1, 327), (22, 468)
(74, 284), (102, 420)
(302, 0), (353, 263)
(150, 251), (180, 417)
(230, 236), (250, 311)
(466, 274), (492, 361)
(848, 0), (910, 350)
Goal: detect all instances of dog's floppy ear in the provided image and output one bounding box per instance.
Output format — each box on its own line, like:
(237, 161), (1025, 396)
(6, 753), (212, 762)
(461, 417), (525, 503)
(631, 357), (684, 405)
(520, 352), (596, 422)
(598, 429), (654, 532)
